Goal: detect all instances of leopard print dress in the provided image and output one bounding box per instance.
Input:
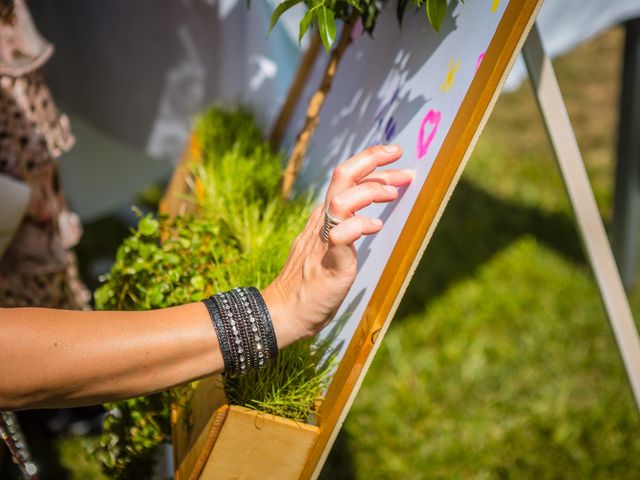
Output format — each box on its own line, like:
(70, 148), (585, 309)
(0, 0), (90, 309)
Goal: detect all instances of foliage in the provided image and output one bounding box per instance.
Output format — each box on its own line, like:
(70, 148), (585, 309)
(88, 394), (171, 479)
(92, 106), (332, 478)
(57, 436), (109, 480)
(270, 0), (454, 53)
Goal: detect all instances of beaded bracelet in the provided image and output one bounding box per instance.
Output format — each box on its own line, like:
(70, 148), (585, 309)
(202, 287), (278, 377)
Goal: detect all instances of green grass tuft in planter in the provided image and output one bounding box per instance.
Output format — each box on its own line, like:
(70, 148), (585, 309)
(91, 107), (333, 479)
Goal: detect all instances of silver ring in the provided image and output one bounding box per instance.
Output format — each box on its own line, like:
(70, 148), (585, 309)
(321, 205), (344, 242)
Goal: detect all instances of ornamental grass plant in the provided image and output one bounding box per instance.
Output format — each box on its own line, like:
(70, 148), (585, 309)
(91, 107), (334, 479)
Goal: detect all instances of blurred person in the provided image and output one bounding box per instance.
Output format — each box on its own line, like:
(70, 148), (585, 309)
(0, 0), (89, 310)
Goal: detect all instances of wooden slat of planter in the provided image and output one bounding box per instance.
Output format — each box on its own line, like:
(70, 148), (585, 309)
(173, 376), (229, 480)
(199, 407), (319, 480)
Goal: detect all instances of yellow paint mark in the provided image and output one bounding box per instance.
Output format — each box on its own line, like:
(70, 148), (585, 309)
(440, 59), (461, 93)
(491, 0), (500, 12)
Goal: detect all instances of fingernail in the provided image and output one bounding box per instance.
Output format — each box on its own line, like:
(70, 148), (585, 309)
(402, 168), (415, 179)
(383, 185), (397, 193)
(372, 218), (383, 226)
(383, 144), (399, 153)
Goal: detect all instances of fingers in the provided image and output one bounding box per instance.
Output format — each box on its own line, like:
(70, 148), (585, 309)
(359, 168), (414, 187)
(328, 215), (383, 246)
(328, 182), (398, 220)
(325, 144), (403, 200)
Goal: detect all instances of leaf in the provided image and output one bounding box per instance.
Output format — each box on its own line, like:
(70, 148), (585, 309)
(138, 216), (159, 236)
(346, 0), (363, 12)
(269, 0), (303, 33)
(190, 275), (205, 291)
(298, 7), (315, 44)
(317, 6), (336, 52)
(426, 0), (447, 32)
(363, 1), (378, 33)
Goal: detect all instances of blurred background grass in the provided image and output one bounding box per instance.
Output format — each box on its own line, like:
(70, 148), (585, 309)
(321, 25), (640, 479)
(53, 25), (640, 479)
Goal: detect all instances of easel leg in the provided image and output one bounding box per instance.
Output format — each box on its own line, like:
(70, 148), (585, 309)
(522, 24), (640, 414)
(613, 19), (640, 289)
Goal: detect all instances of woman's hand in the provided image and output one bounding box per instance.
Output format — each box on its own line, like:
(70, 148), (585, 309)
(262, 144), (414, 348)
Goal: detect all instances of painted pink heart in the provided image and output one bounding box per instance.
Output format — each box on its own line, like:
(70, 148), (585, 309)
(417, 109), (441, 159)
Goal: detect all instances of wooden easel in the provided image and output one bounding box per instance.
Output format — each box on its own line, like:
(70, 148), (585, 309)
(521, 25), (640, 412)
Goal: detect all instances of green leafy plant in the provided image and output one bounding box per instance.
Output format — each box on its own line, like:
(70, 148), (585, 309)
(271, 0), (450, 52)
(91, 106), (334, 478)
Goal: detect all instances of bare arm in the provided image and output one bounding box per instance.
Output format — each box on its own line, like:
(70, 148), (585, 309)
(0, 145), (412, 411)
(0, 303), (227, 410)
(0, 288), (297, 411)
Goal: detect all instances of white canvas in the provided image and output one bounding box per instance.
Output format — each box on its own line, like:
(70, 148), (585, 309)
(281, 0), (513, 361)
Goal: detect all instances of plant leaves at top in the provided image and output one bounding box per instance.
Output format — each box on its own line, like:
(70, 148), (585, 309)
(426, 0), (447, 32)
(298, 7), (316, 45)
(269, 0), (303, 33)
(362, 0), (379, 34)
(317, 5), (336, 52)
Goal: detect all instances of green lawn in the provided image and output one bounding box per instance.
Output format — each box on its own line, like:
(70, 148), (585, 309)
(321, 27), (640, 479)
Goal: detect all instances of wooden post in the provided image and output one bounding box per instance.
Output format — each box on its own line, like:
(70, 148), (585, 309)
(613, 18), (640, 289)
(523, 24), (640, 413)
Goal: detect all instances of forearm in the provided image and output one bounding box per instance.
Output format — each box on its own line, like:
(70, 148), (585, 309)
(0, 286), (300, 411)
(0, 303), (222, 410)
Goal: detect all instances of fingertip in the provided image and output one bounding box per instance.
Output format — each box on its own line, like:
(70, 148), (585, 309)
(383, 144), (402, 154)
(402, 168), (415, 180)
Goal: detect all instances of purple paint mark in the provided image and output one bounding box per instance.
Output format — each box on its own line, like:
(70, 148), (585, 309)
(384, 117), (396, 142)
(475, 52), (486, 73)
(417, 110), (441, 159)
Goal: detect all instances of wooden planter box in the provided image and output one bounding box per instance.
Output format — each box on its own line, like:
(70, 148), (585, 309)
(162, 135), (321, 480)
(171, 376), (319, 480)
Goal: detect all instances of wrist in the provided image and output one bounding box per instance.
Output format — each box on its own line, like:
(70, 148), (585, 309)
(261, 282), (312, 349)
